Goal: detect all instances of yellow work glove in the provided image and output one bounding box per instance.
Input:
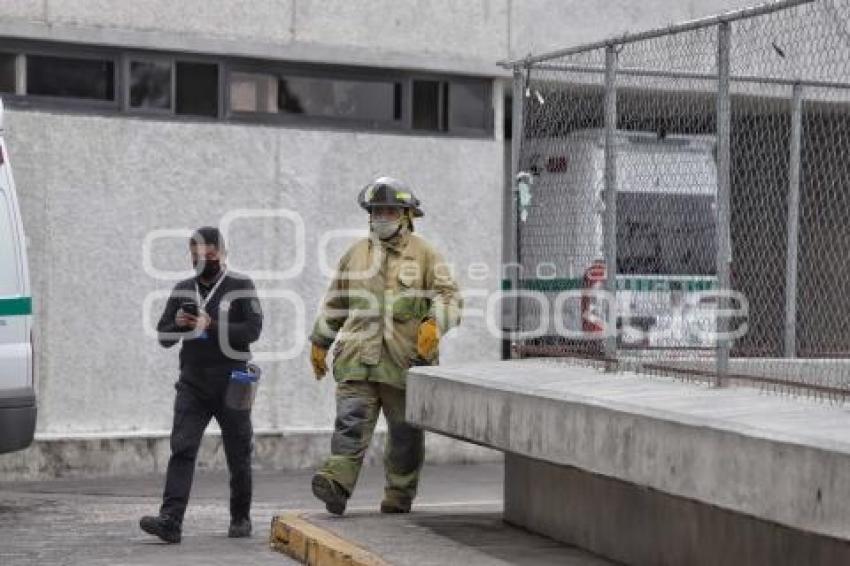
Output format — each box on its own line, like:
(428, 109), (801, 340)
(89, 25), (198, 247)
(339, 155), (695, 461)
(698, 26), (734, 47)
(416, 319), (440, 360)
(310, 343), (329, 380)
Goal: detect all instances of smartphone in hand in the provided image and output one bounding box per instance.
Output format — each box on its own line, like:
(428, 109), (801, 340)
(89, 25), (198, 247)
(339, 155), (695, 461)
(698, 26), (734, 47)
(181, 302), (199, 317)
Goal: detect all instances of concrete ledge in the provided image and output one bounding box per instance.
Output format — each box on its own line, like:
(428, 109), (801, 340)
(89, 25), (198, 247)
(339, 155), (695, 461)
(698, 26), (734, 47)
(273, 506), (615, 566)
(406, 360), (850, 542)
(270, 512), (389, 566)
(0, 429), (500, 481)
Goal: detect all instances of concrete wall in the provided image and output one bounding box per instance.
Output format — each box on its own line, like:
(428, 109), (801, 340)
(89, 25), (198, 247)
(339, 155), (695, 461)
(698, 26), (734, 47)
(5, 108), (502, 436)
(0, 1), (765, 75)
(0, 1), (296, 42)
(508, 0), (762, 60)
(0, 0), (782, 476)
(505, 453), (850, 566)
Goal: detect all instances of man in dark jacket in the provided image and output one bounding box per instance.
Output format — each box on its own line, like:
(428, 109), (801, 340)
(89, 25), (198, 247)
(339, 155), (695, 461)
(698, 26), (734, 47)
(140, 226), (263, 543)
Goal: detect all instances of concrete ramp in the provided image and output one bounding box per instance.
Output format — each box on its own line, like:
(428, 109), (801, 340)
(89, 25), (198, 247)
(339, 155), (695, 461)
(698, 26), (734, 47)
(407, 360), (850, 565)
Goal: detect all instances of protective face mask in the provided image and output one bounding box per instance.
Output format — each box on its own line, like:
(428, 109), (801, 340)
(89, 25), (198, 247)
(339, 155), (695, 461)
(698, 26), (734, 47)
(371, 219), (402, 240)
(194, 259), (221, 279)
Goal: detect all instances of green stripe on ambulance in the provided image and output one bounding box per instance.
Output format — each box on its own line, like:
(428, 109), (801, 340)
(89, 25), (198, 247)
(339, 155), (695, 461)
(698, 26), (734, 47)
(501, 279), (716, 292)
(0, 296), (32, 316)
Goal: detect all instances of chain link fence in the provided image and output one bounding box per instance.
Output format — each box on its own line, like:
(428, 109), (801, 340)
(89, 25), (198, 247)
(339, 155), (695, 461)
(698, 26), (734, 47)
(505, 0), (850, 398)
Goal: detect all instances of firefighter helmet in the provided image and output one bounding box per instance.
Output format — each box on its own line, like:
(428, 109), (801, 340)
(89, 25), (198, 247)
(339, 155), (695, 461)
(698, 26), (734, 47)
(357, 177), (424, 217)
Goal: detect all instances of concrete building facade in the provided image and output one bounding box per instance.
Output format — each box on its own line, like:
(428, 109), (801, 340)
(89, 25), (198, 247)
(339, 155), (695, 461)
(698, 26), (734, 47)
(0, 0), (755, 479)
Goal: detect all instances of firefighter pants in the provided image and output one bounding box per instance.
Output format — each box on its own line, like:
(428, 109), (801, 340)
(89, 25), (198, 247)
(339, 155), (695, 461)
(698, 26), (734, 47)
(318, 381), (425, 504)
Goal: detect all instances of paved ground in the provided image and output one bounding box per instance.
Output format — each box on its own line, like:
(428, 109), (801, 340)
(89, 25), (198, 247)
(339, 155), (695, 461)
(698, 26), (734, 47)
(0, 462), (610, 565)
(301, 505), (613, 565)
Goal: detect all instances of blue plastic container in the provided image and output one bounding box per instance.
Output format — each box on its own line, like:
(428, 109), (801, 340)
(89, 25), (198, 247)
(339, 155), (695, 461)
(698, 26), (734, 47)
(225, 364), (261, 410)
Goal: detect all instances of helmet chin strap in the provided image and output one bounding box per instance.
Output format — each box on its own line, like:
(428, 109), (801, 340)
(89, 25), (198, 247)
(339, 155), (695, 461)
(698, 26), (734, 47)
(389, 211), (415, 239)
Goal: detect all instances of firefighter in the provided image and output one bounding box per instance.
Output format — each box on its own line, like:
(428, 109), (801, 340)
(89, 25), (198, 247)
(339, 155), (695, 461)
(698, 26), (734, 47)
(309, 177), (462, 515)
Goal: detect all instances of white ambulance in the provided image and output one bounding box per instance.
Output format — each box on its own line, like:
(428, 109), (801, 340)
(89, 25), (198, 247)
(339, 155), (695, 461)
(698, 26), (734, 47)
(0, 100), (35, 453)
(517, 129), (719, 351)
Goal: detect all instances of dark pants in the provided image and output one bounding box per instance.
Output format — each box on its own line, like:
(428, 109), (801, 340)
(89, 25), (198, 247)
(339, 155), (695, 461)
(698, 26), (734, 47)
(160, 372), (253, 524)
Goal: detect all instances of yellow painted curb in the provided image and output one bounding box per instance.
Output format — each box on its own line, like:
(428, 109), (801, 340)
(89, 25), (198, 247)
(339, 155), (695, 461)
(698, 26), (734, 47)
(269, 512), (390, 566)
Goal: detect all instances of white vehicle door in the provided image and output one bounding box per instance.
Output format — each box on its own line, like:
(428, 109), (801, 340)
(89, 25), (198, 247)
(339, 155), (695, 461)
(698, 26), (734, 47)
(0, 166), (29, 391)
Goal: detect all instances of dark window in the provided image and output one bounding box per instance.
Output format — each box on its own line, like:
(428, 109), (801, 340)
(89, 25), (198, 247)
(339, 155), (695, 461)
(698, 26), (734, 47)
(277, 76), (400, 122)
(449, 80), (489, 131)
(229, 72), (400, 123)
(617, 192), (717, 276)
(27, 55), (115, 101)
(441, 82), (450, 131)
(0, 53), (16, 94)
(176, 62), (219, 117)
(412, 80), (441, 131)
(130, 60), (172, 110)
(393, 83), (402, 121)
(504, 94), (513, 139)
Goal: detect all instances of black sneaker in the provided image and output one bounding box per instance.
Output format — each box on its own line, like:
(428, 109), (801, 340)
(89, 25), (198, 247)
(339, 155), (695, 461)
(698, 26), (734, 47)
(139, 514), (182, 544)
(311, 474), (347, 516)
(380, 499), (412, 514)
(228, 517), (252, 538)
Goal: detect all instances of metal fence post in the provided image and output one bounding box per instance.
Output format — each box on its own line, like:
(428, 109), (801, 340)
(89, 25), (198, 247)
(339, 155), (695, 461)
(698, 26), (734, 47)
(509, 66), (526, 357)
(784, 83), (804, 359)
(715, 22), (732, 384)
(604, 44), (619, 361)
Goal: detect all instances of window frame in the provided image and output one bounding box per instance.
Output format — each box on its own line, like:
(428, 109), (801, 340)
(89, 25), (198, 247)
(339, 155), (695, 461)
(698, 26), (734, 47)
(0, 50), (21, 97)
(445, 77), (494, 136)
(22, 44), (121, 109)
(123, 54), (176, 115)
(225, 60), (409, 132)
(226, 68), (280, 115)
(406, 73), (494, 138)
(409, 77), (446, 133)
(0, 39), (494, 139)
(173, 57), (224, 119)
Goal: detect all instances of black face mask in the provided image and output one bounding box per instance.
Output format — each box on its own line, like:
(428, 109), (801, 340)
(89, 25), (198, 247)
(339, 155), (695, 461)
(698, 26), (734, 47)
(194, 259), (221, 279)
